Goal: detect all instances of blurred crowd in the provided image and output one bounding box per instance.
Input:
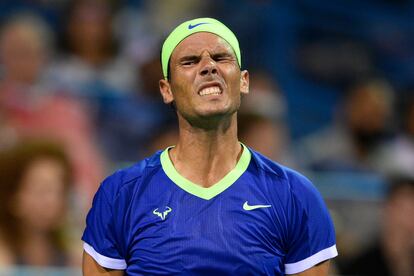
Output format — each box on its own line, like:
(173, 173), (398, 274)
(0, 0), (413, 275)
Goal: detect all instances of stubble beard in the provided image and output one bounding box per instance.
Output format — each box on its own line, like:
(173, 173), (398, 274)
(176, 98), (241, 131)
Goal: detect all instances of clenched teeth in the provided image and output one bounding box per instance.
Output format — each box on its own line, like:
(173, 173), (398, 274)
(199, 86), (222, 96)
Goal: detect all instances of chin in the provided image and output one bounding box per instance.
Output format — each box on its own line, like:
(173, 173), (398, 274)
(200, 102), (238, 115)
(197, 107), (231, 117)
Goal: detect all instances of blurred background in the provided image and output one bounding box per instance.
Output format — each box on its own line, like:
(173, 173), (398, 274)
(0, 0), (413, 275)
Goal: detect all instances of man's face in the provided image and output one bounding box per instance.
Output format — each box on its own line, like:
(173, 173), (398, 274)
(160, 32), (249, 125)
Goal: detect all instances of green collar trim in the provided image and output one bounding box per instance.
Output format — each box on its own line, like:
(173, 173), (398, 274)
(160, 143), (251, 200)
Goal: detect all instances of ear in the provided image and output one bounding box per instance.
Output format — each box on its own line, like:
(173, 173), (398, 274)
(159, 79), (174, 104)
(240, 70), (249, 95)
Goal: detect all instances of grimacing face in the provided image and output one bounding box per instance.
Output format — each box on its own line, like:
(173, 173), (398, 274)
(159, 32), (249, 126)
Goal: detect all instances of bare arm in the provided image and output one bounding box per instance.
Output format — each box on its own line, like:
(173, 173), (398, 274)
(290, 260), (330, 276)
(82, 251), (124, 276)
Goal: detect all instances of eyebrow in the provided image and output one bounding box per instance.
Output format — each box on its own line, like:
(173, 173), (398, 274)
(211, 52), (235, 59)
(179, 54), (200, 60)
(178, 52), (234, 62)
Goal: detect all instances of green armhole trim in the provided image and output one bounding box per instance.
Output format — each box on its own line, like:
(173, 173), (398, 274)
(160, 143), (251, 200)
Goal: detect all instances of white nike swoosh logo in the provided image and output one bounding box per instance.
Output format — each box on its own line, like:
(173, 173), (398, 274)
(243, 201), (271, 211)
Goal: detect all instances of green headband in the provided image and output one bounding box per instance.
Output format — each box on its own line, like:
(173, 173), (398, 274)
(161, 17), (241, 79)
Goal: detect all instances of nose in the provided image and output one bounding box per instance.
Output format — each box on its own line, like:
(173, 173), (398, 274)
(199, 57), (218, 77)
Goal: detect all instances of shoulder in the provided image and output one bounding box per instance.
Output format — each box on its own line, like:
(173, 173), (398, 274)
(249, 148), (313, 187)
(249, 148), (323, 203)
(98, 151), (163, 201)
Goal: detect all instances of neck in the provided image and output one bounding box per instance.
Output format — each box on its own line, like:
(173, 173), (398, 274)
(169, 114), (242, 188)
(19, 230), (55, 266)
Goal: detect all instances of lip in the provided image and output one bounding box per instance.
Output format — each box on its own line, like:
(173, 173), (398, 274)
(197, 81), (224, 95)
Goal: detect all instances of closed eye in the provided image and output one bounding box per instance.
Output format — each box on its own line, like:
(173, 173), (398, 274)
(182, 60), (196, 66)
(180, 56), (200, 66)
(212, 53), (234, 62)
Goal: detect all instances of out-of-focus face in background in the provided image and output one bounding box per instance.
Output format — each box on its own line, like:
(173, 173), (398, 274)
(66, 0), (113, 65)
(238, 70), (290, 163)
(344, 80), (393, 151)
(0, 19), (47, 84)
(0, 141), (73, 267)
(11, 157), (67, 232)
(345, 81), (392, 135)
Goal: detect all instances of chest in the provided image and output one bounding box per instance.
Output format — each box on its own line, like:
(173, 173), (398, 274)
(118, 179), (289, 275)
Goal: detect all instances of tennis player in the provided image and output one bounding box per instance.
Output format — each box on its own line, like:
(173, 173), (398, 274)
(82, 18), (338, 275)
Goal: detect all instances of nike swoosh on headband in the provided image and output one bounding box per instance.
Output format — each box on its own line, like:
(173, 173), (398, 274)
(188, 22), (210, 29)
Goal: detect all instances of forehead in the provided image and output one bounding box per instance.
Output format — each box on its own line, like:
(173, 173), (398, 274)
(171, 32), (234, 61)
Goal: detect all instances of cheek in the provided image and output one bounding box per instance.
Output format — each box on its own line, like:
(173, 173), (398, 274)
(172, 80), (197, 106)
(172, 68), (194, 89)
(224, 66), (242, 90)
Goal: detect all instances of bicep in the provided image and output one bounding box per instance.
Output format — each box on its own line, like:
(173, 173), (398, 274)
(83, 251), (125, 276)
(289, 260), (330, 276)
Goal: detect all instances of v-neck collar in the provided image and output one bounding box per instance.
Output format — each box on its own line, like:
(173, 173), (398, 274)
(160, 143), (251, 200)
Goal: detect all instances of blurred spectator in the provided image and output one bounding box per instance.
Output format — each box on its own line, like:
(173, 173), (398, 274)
(338, 176), (414, 276)
(0, 140), (80, 267)
(296, 78), (395, 172)
(96, 51), (175, 163)
(241, 70), (287, 121)
(144, 123), (179, 157)
(0, 1), (66, 30)
(52, 0), (136, 96)
(114, 0), (208, 66)
(55, 0), (208, 164)
(377, 93), (414, 178)
(238, 112), (289, 163)
(0, 13), (106, 204)
(0, 13), (55, 95)
(239, 70), (296, 167)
